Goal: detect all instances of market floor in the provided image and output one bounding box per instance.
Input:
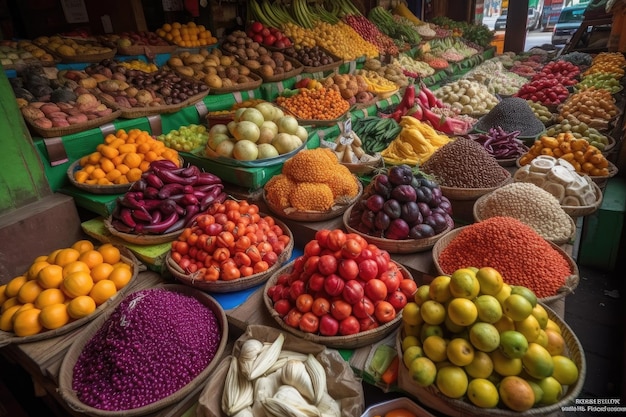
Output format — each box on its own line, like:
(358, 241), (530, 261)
(1, 261), (624, 416)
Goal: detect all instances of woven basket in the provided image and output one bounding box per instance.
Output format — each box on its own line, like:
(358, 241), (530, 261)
(472, 194), (577, 245)
(515, 158), (619, 185)
(561, 181), (603, 218)
(395, 302), (586, 417)
(116, 44), (177, 56)
(341, 153), (383, 175)
(165, 216), (293, 293)
(343, 206), (455, 254)
(431, 226), (580, 309)
(0, 247), (139, 348)
(66, 160), (134, 195)
(201, 137), (307, 168)
(26, 109), (121, 139)
(103, 216), (183, 245)
(57, 284), (228, 417)
(263, 179), (362, 222)
(40, 42), (116, 63)
(440, 174), (513, 201)
(249, 56), (304, 82)
(263, 260), (413, 349)
(207, 72), (263, 95)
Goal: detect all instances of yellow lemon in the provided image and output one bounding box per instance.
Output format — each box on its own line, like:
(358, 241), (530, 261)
(475, 267), (504, 296)
(428, 275), (451, 303)
(436, 366), (468, 399)
(551, 355), (579, 386)
(464, 351), (494, 379)
(420, 300), (446, 325)
(449, 268), (480, 299)
(446, 337), (475, 367)
(423, 335), (448, 362)
(447, 297), (478, 327)
(467, 378), (499, 408)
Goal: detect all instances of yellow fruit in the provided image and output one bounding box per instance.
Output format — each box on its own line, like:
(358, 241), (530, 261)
(428, 275), (451, 303)
(494, 282), (512, 305)
(510, 285), (538, 308)
(545, 319), (562, 334)
(401, 335), (421, 352)
(493, 315), (516, 333)
(436, 366), (468, 399)
(449, 268), (480, 299)
(491, 349), (523, 376)
(61, 271), (94, 298)
(78, 249), (104, 269)
(499, 330), (529, 359)
(108, 266), (132, 290)
(475, 267), (504, 296)
(403, 322), (421, 338)
(535, 329), (548, 348)
(401, 302), (422, 326)
(0, 285), (6, 305)
(1, 296), (19, 313)
(503, 294), (533, 321)
(408, 356), (437, 387)
(0, 305), (22, 331)
(551, 355), (579, 385)
(46, 248), (62, 264)
(13, 308), (42, 336)
(89, 280), (117, 305)
(537, 376), (563, 405)
(469, 322), (500, 352)
(27, 261), (50, 280)
(515, 314), (541, 343)
(5, 275), (27, 298)
(499, 376), (535, 411)
(39, 303), (70, 330)
(443, 314), (465, 334)
(37, 264), (64, 289)
(544, 328), (565, 355)
(403, 345), (424, 368)
(422, 335), (448, 362)
(90, 262), (114, 282)
(17, 280), (44, 304)
(98, 243), (121, 264)
(531, 303), (549, 329)
(62, 261), (91, 278)
(446, 337), (475, 367)
(467, 378), (499, 408)
(414, 284), (430, 306)
(447, 297), (478, 327)
(54, 248), (81, 267)
(528, 380), (544, 405)
(72, 239), (95, 254)
(464, 351), (493, 379)
(35, 288), (66, 309)
(474, 294), (503, 324)
(420, 300), (446, 325)
(67, 295), (96, 319)
(522, 343), (554, 379)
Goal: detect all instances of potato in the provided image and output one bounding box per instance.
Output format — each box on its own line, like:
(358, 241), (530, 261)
(32, 117), (53, 129)
(67, 114), (89, 124)
(40, 103), (61, 116)
(50, 117), (70, 127)
(21, 106), (45, 120)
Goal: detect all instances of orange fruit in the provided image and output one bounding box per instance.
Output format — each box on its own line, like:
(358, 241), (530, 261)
(98, 244), (121, 264)
(5, 275), (27, 298)
(13, 308), (42, 336)
(61, 271), (94, 298)
(37, 264), (64, 289)
(63, 261), (91, 278)
(33, 255), (49, 263)
(78, 250), (104, 269)
(89, 280), (117, 305)
(17, 280), (44, 304)
(46, 249), (62, 264)
(90, 263), (114, 282)
(1, 296), (20, 313)
(0, 304), (21, 331)
(27, 260), (51, 280)
(67, 296), (96, 319)
(39, 303), (70, 330)
(35, 288), (66, 309)
(54, 248), (81, 267)
(108, 266), (132, 290)
(71, 239), (95, 254)
(0, 284), (6, 305)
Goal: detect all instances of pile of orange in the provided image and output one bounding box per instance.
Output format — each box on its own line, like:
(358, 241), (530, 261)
(156, 21), (218, 48)
(0, 240), (133, 337)
(74, 128), (180, 186)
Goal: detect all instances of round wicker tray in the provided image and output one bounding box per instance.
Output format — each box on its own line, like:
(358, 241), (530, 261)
(0, 247), (139, 347)
(165, 216), (294, 293)
(207, 72), (264, 95)
(26, 109), (122, 139)
(343, 206), (455, 254)
(395, 301), (586, 417)
(263, 260), (413, 349)
(341, 153), (383, 175)
(516, 157), (618, 185)
(473, 194), (577, 245)
(66, 160), (134, 195)
(57, 284), (228, 417)
(263, 179), (363, 222)
(431, 226), (580, 308)
(439, 174), (513, 201)
(104, 216), (183, 245)
(560, 180), (603, 218)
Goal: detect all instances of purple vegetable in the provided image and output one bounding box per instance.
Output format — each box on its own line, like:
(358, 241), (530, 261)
(388, 165), (414, 186)
(391, 184), (417, 203)
(374, 211), (391, 231)
(365, 194), (385, 212)
(417, 202), (432, 218)
(401, 201), (422, 225)
(416, 186), (432, 204)
(373, 174), (391, 198)
(361, 209), (376, 229)
(383, 199), (402, 219)
(409, 223), (435, 239)
(384, 218), (410, 240)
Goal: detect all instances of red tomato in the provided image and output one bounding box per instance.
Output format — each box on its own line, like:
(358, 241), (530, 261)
(338, 259), (359, 281)
(311, 297), (330, 317)
(295, 293), (314, 313)
(289, 280), (306, 301)
(298, 312), (319, 333)
(358, 259), (379, 281)
(340, 238), (362, 259)
(342, 279), (365, 305)
(365, 278), (388, 302)
(352, 296), (375, 319)
(262, 251), (278, 267)
(304, 240), (321, 257)
(339, 316), (360, 335)
(315, 229), (331, 248)
(379, 269), (401, 293)
(308, 272), (326, 292)
(330, 299), (352, 321)
(326, 229), (346, 251)
(399, 279), (418, 298)
(345, 233), (368, 249)
(375, 300), (396, 323)
(303, 255), (320, 275)
(387, 290), (408, 311)
(358, 315), (379, 332)
(323, 274), (345, 297)
(318, 254), (338, 276)
(284, 308), (302, 328)
(273, 298), (292, 316)
(319, 314), (339, 336)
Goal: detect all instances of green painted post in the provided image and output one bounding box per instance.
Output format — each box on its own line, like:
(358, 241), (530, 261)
(0, 66), (50, 213)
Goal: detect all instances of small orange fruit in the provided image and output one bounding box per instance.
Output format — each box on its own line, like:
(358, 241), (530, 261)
(27, 261), (51, 280)
(13, 308), (42, 336)
(39, 303), (70, 330)
(108, 266), (132, 290)
(17, 280), (44, 304)
(90, 263), (114, 282)
(33, 255), (49, 263)
(0, 284), (7, 305)
(98, 244), (121, 264)
(61, 271), (94, 298)
(67, 296), (96, 319)
(46, 249), (62, 264)
(89, 280), (117, 305)
(0, 305), (22, 331)
(78, 250), (104, 269)
(54, 248), (81, 267)
(1, 296), (20, 313)
(63, 261), (91, 278)
(37, 264), (64, 289)
(71, 239), (95, 254)
(5, 275), (28, 298)
(35, 288), (66, 309)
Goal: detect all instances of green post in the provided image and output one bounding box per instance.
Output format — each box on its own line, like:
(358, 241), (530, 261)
(0, 66), (51, 213)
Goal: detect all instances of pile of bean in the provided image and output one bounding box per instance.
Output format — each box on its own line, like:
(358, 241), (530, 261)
(437, 216), (572, 298)
(421, 138), (510, 188)
(72, 288), (222, 411)
(477, 183), (573, 242)
(473, 97), (546, 137)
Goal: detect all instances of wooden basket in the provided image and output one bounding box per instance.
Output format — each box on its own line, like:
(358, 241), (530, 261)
(516, 157), (618, 185)
(207, 72), (264, 95)
(343, 205), (455, 254)
(103, 216), (183, 245)
(472, 194), (577, 245)
(0, 247), (139, 347)
(38, 39), (116, 63)
(249, 56), (304, 82)
(165, 216), (293, 293)
(263, 260), (413, 349)
(116, 44), (177, 56)
(439, 174), (513, 201)
(99, 96), (188, 119)
(395, 302), (586, 417)
(67, 160), (135, 195)
(26, 109), (121, 139)
(431, 226), (580, 309)
(57, 284), (228, 417)
(263, 179), (363, 222)
(561, 181), (603, 218)
(341, 153), (383, 175)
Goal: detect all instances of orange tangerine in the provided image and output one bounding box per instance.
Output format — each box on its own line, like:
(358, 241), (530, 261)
(5, 275), (27, 298)
(33, 255), (49, 263)
(54, 248), (81, 267)
(37, 264), (64, 289)
(108, 266), (132, 290)
(46, 248), (63, 264)
(0, 304), (21, 331)
(71, 239), (95, 254)
(17, 280), (44, 304)
(63, 261), (91, 278)
(89, 280), (117, 305)
(1, 297), (20, 313)
(12, 303), (35, 324)
(78, 250), (104, 269)
(67, 296), (96, 319)
(28, 260), (51, 280)
(91, 262), (114, 283)
(98, 244), (121, 264)
(35, 288), (66, 309)
(39, 303), (70, 330)
(0, 284), (6, 305)
(61, 271), (94, 299)
(13, 308), (42, 336)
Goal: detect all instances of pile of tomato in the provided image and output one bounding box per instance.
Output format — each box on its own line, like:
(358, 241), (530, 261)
(170, 200), (290, 281)
(266, 228), (417, 337)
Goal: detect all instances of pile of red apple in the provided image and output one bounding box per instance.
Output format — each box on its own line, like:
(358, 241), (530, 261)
(117, 31), (172, 47)
(531, 60), (580, 87)
(515, 77), (570, 106)
(266, 229), (416, 337)
(246, 21), (292, 48)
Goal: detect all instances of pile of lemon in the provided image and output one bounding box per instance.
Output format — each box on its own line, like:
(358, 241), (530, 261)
(400, 266), (579, 411)
(0, 240), (133, 337)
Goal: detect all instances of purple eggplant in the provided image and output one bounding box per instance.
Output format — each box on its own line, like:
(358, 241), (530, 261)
(195, 172), (222, 185)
